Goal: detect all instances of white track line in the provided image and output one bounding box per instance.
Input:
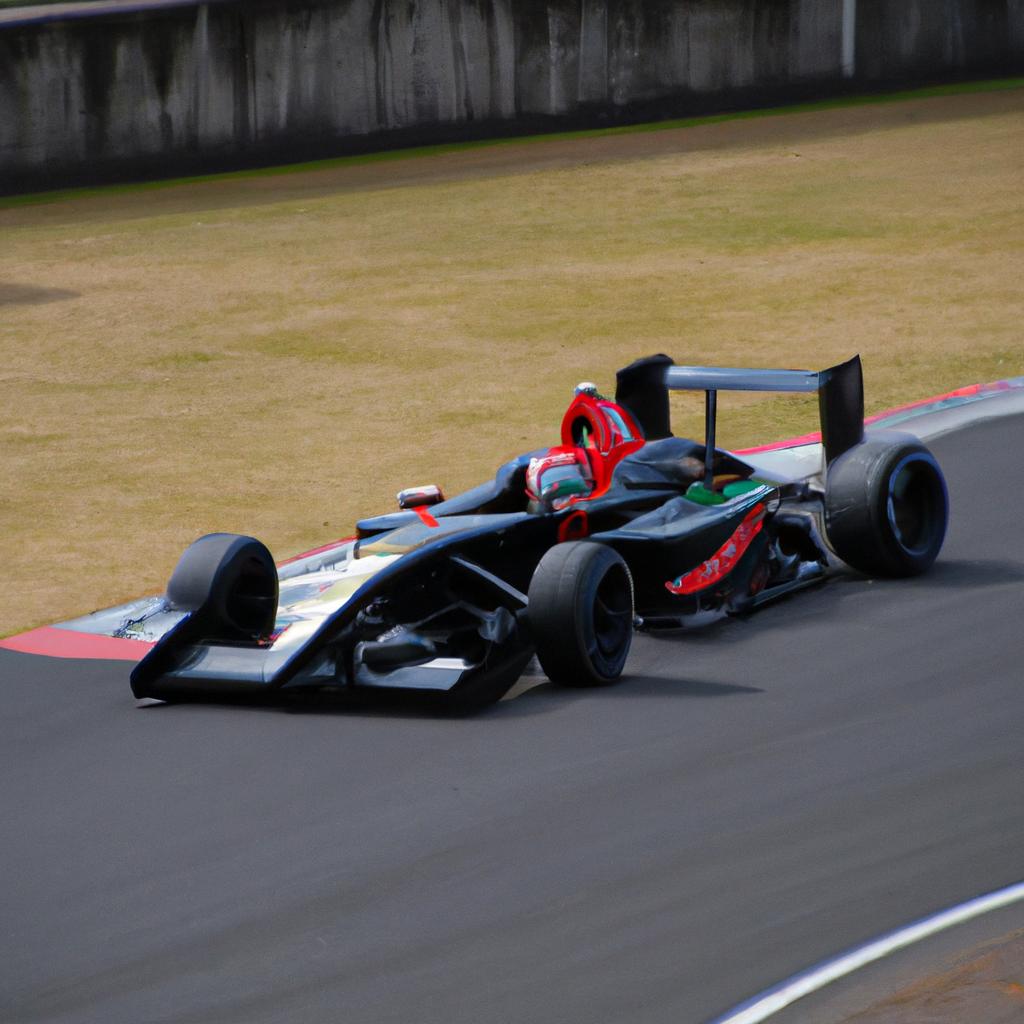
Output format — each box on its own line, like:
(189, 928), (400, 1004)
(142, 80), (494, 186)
(707, 879), (1024, 1024)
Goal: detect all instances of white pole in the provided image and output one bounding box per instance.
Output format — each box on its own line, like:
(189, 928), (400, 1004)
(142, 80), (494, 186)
(841, 0), (857, 77)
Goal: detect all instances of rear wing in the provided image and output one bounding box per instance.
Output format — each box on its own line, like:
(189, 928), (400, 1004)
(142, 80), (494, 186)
(615, 354), (864, 483)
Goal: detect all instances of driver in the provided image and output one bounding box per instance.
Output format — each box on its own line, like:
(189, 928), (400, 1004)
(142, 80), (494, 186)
(525, 450), (594, 512)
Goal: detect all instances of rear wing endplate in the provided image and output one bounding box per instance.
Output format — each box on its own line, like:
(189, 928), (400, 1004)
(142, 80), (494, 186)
(615, 354), (864, 482)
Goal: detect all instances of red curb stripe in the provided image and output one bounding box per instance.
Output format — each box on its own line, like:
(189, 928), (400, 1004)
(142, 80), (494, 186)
(736, 430), (822, 455)
(0, 626), (155, 661)
(862, 381), (990, 425)
(736, 378), (1021, 455)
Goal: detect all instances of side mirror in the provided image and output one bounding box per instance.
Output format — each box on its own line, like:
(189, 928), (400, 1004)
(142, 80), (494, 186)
(397, 485), (445, 510)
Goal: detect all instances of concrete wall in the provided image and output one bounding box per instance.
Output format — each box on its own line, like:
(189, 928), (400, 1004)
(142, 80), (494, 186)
(1, 0), (1022, 193)
(856, 0), (1024, 79)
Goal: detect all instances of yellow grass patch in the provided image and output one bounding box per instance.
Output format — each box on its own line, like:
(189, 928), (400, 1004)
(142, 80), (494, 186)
(1, 88), (1022, 636)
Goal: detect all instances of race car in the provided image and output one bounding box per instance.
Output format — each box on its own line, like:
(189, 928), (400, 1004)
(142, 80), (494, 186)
(130, 354), (949, 710)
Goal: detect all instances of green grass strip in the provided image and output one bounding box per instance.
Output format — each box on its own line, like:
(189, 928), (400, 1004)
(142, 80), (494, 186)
(3, 74), (1022, 210)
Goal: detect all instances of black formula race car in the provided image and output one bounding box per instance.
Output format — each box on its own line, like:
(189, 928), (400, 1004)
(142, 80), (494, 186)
(130, 355), (949, 710)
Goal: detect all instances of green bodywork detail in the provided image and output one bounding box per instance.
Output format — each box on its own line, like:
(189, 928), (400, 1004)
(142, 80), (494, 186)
(722, 480), (764, 499)
(685, 479), (765, 505)
(685, 483), (727, 506)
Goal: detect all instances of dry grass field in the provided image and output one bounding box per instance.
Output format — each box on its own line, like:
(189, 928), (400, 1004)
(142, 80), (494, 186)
(1, 85), (1022, 637)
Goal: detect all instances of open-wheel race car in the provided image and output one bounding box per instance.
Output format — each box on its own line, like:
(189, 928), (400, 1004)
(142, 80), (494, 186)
(130, 354), (949, 710)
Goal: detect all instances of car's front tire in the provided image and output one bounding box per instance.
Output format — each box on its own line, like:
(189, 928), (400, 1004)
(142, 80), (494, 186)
(166, 533), (279, 640)
(528, 541), (633, 686)
(825, 432), (948, 577)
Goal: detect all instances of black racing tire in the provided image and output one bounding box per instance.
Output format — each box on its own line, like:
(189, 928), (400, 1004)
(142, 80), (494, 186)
(166, 533), (279, 640)
(825, 432), (948, 577)
(528, 541), (634, 686)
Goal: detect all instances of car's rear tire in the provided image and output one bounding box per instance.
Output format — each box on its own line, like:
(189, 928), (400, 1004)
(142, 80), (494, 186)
(528, 541), (633, 686)
(166, 533), (279, 640)
(825, 432), (948, 577)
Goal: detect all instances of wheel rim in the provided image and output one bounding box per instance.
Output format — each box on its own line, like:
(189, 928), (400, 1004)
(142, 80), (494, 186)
(886, 454), (947, 556)
(224, 555), (279, 636)
(591, 564), (632, 663)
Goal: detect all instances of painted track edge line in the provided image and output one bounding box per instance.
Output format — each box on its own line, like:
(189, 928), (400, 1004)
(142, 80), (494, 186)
(0, 626), (154, 661)
(705, 879), (1024, 1024)
(736, 375), (1024, 455)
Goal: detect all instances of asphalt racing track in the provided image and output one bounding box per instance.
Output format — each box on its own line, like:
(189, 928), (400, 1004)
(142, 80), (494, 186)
(2, 414), (1023, 1024)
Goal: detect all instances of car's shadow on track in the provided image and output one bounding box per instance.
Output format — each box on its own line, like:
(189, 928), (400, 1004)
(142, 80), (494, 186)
(135, 672), (762, 721)
(497, 675), (763, 712)
(901, 557), (1024, 588)
(141, 558), (1017, 723)
(829, 557), (1024, 587)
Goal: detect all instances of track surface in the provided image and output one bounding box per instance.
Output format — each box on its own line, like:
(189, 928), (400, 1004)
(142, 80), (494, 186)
(2, 416), (1023, 1024)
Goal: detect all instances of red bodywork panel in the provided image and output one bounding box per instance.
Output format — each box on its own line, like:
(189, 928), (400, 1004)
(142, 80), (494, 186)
(665, 504), (766, 596)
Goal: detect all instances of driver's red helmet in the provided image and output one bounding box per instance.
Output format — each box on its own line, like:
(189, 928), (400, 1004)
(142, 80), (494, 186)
(559, 393), (645, 498)
(561, 393), (643, 454)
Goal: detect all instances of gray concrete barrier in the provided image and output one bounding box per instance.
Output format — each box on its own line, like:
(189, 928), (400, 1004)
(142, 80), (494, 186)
(1, 0), (1022, 193)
